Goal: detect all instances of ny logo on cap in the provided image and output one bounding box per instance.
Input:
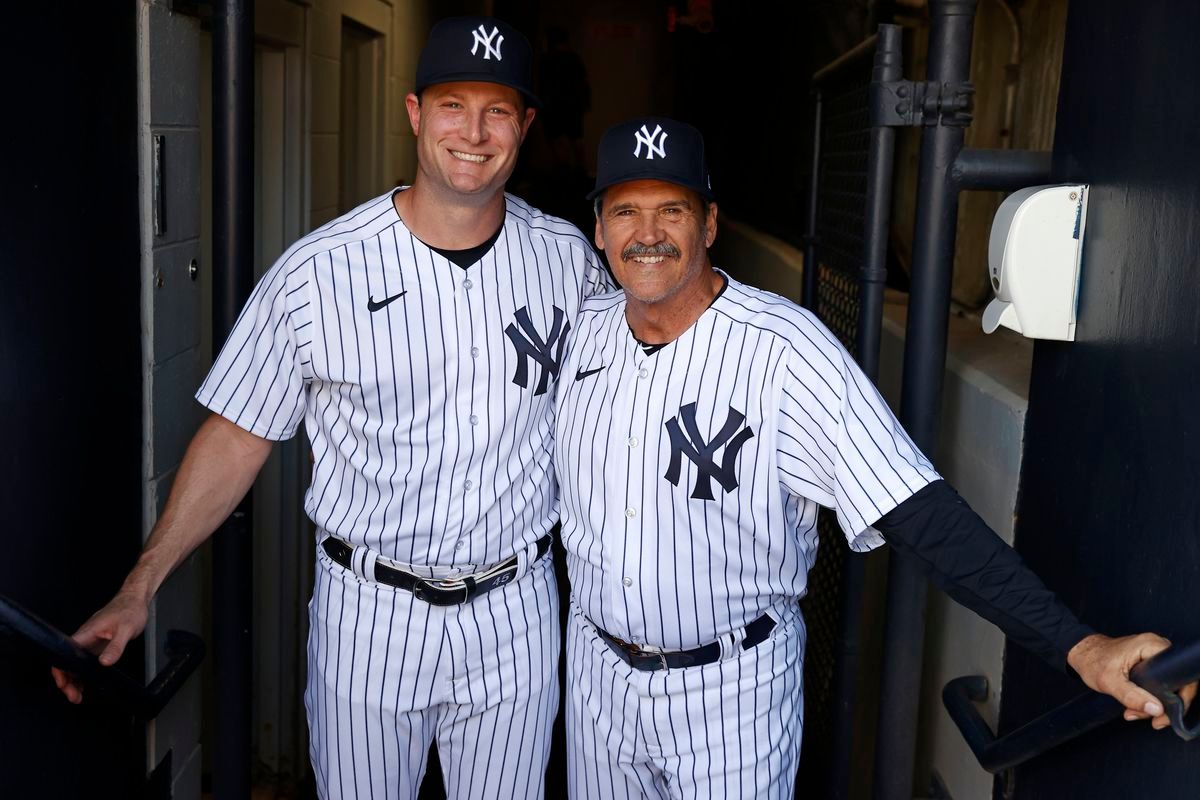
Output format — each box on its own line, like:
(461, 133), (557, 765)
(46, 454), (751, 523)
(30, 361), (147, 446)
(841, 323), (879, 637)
(664, 403), (755, 500)
(633, 124), (668, 160)
(505, 306), (570, 396)
(471, 25), (504, 61)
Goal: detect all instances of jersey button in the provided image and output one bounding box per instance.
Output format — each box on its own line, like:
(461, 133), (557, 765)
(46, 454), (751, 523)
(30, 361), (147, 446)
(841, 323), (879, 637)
(627, 437), (638, 448)
(463, 279), (473, 290)
(624, 507), (637, 519)
(637, 368), (649, 379)
(470, 346), (480, 358)
(622, 577), (633, 587)
(455, 540), (465, 550)
(464, 480), (473, 490)
(469, 414), (479, 425)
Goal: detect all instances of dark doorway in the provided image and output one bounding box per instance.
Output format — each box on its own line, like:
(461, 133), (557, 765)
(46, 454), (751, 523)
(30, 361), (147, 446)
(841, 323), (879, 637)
(0, 4), (145, 799)
(1000, 3), (1200, 798)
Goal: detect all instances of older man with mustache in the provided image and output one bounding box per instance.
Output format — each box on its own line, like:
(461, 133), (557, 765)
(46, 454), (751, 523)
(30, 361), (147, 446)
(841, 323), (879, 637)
(553, 116), (1194, 799)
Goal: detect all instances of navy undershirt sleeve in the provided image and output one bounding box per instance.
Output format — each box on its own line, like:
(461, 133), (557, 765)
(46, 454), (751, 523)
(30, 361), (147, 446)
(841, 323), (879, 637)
(873, 480), (1094, 671)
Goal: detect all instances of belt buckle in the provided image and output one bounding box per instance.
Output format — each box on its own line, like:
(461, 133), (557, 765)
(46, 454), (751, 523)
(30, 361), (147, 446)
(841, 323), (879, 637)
(411, 578), (468, 606)
(619, 638), (668, 671)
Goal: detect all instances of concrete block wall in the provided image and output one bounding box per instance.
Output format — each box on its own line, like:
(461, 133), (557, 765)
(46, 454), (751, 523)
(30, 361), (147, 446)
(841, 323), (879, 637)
(137, 3), (206, 799)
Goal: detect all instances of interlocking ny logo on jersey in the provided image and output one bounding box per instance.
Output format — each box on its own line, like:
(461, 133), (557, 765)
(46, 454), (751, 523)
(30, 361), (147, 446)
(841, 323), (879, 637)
(505, 306), (569, 396)
(633, 124), (668, 160)
(470, 25), (504, 60)
(664, 403), (755, 500)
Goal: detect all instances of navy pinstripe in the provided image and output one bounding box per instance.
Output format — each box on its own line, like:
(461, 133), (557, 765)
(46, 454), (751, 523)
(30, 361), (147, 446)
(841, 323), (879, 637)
(554, 273), (939, 798)
(197, 189), (613, 799)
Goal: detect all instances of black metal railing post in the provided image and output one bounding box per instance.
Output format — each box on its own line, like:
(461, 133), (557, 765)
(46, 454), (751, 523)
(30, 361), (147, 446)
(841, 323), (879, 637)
(212, 0), (254, 796)
(856, 23), (903, 380)
(827, 24), (905, 800)
(872, 2), (979, 799)
(803, 90), (823, 311)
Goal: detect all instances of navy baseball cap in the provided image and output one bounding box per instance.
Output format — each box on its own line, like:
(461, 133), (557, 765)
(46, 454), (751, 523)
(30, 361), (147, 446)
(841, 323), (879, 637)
(415, 16), (540, 108)
(588, 117), (714, 201)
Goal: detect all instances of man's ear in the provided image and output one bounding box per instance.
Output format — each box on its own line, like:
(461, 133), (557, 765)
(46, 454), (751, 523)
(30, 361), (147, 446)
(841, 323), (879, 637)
(405, 93), (421, 136)
(704, 201), (719, 248)
(519, 107), (537, 141)
(594, 214), (606, 252)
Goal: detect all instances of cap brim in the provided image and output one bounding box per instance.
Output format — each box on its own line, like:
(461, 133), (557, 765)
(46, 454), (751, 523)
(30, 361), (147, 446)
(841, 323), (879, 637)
(587, 172), (714, 202)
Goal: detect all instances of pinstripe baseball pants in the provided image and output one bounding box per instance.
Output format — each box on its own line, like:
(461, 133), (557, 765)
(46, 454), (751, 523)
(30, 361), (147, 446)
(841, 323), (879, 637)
(565, 602), (805, 800)
(305, 547), (560, 799)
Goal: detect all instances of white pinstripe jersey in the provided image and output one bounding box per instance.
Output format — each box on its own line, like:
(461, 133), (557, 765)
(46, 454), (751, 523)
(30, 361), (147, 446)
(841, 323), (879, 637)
(197, 190), (612, 568)
(554, 273), (940, 650)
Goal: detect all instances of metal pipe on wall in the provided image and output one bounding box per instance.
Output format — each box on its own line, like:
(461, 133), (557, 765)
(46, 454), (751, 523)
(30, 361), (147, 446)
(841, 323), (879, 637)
(871, 2), (978, 799)
(828, 23), (904, 800)
(212, 0), (254, 796)
(952, 147), (1051, 191)
(803, 91), (823, 311)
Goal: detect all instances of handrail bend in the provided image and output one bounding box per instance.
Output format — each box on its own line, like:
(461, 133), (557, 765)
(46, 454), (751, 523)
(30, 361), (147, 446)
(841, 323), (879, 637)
(944, 639), (1200, 773)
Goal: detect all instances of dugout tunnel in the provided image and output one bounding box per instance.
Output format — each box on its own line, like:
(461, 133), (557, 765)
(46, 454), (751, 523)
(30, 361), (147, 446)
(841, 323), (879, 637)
(3, 1), (1200, 799)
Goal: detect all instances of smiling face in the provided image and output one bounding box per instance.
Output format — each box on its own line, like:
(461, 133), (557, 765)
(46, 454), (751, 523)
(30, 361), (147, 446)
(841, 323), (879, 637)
(595, 179), (718, 306)
(406, 81), (535, 200)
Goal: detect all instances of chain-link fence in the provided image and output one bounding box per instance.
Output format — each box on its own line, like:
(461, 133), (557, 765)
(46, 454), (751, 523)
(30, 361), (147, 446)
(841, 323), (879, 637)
(796, 28), (901, 795)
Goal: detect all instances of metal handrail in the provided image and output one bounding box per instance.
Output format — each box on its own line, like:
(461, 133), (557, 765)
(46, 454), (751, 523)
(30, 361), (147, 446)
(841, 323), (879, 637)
(0, 593), (205, 719)
(944, 640), (1200, 773)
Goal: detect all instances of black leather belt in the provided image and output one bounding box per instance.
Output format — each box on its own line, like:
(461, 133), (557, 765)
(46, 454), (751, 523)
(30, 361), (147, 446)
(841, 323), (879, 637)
(320, 535), (551, 606)
(596, 613), (776, 671)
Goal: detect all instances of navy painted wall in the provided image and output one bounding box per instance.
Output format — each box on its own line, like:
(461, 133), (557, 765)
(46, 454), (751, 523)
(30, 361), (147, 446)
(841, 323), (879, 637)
(0, 5), (144, 797)
(1000, 3), (1200, 797)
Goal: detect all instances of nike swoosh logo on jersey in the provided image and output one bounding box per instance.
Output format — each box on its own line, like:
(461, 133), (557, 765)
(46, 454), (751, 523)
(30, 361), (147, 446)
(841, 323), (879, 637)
(575, 365), (605, 381)
(367, 291), (407, 312)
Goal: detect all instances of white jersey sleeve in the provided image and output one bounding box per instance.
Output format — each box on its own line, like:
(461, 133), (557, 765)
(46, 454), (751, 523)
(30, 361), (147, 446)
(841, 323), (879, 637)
(777, 340), (939, 551)
(195, 258), (310, 441)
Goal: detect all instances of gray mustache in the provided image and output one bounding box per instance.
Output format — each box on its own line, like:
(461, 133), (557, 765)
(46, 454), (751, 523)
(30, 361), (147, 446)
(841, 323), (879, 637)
(622, 242), (680, 260)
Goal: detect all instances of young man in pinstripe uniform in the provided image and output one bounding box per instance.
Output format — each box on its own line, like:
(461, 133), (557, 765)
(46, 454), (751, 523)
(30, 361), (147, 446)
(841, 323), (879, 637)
(555, 117), (1193, 799)
(53, 17), (611, 799)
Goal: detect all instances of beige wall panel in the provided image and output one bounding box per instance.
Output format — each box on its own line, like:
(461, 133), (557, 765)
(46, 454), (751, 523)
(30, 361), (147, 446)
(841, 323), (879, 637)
(311, 131), (340, 211)
(390, 0), (431, 83)
(310, 5), (341, 61)
(311, 206), (339, 231)
(389, 76), (409, 134)
(389, 131), (417, 186)
(256, 0), (305, 46)
(342, 0), (391, 34)
(310, 54), (341, 133)
(1014, 0), (1067, 152)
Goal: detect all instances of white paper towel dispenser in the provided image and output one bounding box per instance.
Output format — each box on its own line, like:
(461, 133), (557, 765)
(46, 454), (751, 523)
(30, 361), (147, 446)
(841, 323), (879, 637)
(983, 184), (1087, 341)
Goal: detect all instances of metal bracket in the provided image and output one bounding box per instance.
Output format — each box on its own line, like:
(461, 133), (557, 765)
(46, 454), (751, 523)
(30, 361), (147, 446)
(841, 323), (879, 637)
(870, 80), (975, 128)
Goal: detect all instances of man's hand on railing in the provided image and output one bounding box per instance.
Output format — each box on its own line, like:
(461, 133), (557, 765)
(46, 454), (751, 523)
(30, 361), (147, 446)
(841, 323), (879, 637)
(50, 587), (150, 704)
(1067, 632), (1198, 730)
